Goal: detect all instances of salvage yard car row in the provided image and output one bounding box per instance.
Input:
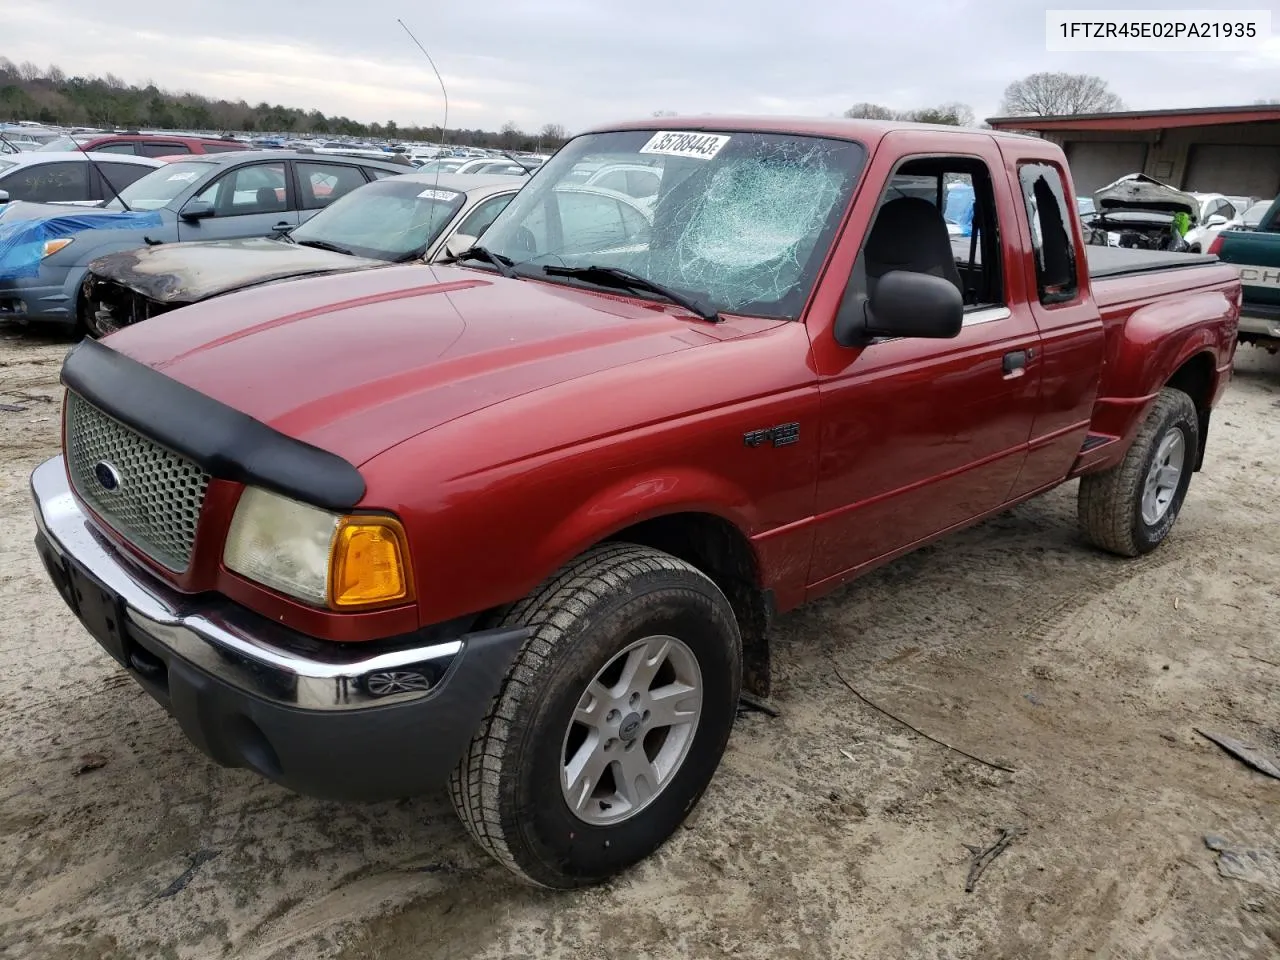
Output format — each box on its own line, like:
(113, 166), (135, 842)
(0, 146), (666, 333)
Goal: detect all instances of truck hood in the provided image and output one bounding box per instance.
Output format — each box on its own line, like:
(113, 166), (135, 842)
(102, 263), (767, 467)
(1093, 174), (1199, 217)
(88, 237), (386, 305)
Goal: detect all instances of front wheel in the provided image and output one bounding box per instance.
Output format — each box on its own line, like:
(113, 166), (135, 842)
(450, 543), (742, 888)
(1077, 387), (1200, 557)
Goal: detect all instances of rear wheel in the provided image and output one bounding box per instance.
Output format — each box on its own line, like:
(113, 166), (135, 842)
(1078, 387), (1199, 557)
(450, 543), (742, 888)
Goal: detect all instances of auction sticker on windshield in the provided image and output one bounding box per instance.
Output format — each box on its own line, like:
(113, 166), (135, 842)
(639, 131), (731, 160)
(417, 188), (460, 201)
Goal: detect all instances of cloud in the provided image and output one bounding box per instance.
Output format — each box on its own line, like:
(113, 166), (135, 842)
(5, 0), (1279, 132)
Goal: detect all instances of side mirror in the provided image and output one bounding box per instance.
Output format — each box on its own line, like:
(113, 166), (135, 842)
(441, 232), (477, 260)
(833, 270), (964, 347)
(180, 199), (216, 222)
(1203, 214), (1228, 228)
(0, 189), (9, 205)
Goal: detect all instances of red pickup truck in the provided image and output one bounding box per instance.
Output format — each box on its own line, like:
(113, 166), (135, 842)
(31, 117), (1240, 889)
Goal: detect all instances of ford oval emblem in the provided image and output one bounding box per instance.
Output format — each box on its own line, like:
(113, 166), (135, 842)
(93, 460), (122, 492)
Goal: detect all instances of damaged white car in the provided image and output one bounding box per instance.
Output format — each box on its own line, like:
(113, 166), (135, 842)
(1084, 174), (1200, 252)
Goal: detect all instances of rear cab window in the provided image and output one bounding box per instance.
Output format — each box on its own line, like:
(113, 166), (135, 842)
(1018, 163), (1079, 305)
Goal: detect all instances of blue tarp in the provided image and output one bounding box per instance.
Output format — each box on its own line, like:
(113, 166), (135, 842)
(944, 183), (975, 237)
(0, 206), (162, 281)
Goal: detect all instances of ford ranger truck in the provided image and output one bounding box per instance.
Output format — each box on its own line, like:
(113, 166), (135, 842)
(30, 118), (1241, 889)
(1210, 194), (1280, 351)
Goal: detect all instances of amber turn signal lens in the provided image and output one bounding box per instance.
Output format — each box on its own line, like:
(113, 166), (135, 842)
(329, 518), (413, 609)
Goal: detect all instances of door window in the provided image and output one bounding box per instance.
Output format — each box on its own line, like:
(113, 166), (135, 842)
(93, 142), (137, 155)
(97, 162), (154, 196)
(195, 162), (288, 216)
(1018, 163), (1078, 305)
(455, 193), (516, 238)
(140, 142), (190, 158)
(558, 190), (639, 251)
(851, 156), (1005, 312)
(3, 161), (89, 202)
(296, 162), (369, 210)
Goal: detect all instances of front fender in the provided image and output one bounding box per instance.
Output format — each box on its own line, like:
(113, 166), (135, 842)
(534, 466), (761, 581)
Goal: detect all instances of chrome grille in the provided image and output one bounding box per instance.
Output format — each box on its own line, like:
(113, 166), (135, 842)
(65, 391), (210, 571)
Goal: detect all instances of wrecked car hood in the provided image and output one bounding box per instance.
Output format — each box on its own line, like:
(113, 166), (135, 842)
(88, 237), (386, 304)
(1093, 175), (1199, 217)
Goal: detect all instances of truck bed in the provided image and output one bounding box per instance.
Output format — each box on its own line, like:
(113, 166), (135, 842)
(949, 238), (1218, 279)
(1084, 245), (1219, 279)
(948, 238), (1237, 310)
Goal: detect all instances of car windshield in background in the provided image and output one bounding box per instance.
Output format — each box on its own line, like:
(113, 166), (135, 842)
(1243, 200), (1274, 227)
(105, 160), (215, 210)
(36, 136), (86, 152)
(0, 158), (16, 173)
(416, 159), (466, 176)
(289, 178), (468, 261)
(478, 130), (864, 319)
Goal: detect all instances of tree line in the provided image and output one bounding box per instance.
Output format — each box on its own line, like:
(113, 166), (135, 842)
(0, 58), (1141, 153)
(0, 59), (569, 150)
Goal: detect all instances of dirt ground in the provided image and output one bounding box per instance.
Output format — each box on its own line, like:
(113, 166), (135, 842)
(1, 325), (1277, 960)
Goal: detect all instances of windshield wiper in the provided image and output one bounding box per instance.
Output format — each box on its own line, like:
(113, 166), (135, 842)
(541, 265), (720, 322)
(443, 245), (518, 279)
(295, 238), (354, 256)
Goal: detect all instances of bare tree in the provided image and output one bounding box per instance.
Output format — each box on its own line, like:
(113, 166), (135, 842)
(46, 64), (66, 84)
(499, 121), (522, 150)
(843, 102), (895, 120)
(899, 102), (975, 125)
(936, 101), (975, 126)
(18, 60), (42, 82)
(539, 122), (566, 141)
(999, 72), (1124, 117)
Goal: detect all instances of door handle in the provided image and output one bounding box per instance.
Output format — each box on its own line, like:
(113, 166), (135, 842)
(1003, 350), (1028, 375)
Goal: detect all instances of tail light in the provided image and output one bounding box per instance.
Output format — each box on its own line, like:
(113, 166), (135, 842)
(1207, 234), (1225, 256)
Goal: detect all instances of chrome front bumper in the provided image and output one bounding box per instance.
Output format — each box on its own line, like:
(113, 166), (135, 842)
(31, 455), (486, 711)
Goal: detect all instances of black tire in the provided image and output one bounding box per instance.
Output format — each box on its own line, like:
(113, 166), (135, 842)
(450, 542), (742, 888)
(1078, 387), (1199, 557)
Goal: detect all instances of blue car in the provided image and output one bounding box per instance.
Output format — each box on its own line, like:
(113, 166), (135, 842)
(0, 149), (410, 333)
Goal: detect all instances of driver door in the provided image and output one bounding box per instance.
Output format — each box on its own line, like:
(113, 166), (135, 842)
(805, 139), (1043, 592)
(177, 161), (298, 241)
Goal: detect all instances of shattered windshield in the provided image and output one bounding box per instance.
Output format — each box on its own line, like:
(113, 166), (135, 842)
(477, 130), (865, 318)
(291, 178), (468, 261)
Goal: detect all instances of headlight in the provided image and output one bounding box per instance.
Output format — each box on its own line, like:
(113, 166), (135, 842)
(42, 238), (73, 258)
(223, 486), (413, 610)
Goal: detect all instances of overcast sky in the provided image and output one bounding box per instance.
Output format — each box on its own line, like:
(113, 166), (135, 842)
(7, 0), (1280, 133)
